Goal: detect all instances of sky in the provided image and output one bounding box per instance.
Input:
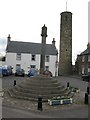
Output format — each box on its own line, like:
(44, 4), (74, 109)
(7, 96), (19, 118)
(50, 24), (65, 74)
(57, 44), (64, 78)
(0, 0), (89, 64)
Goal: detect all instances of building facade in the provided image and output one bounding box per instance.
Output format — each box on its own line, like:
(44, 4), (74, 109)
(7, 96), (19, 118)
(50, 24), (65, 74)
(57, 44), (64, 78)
(75, 43), (90, 75)
(5, 35), (58, 76)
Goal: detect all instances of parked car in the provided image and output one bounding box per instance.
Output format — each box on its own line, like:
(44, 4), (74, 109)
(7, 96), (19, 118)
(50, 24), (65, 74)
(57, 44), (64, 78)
(0, 65), (13, 77)
(43, 70), (53, 77)
(6, 65), (13, 75)
(81, 74), (90, 82)
(15, 68), (25, 77)
(27, 69), (38, 77)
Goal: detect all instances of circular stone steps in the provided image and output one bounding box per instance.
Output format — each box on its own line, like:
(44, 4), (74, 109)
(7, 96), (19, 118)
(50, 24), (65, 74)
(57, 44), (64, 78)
(8, 75), (74, 102)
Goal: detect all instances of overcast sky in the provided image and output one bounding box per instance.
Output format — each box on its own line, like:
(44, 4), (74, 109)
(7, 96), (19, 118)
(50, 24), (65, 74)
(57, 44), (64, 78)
(0, 0), (89, 64)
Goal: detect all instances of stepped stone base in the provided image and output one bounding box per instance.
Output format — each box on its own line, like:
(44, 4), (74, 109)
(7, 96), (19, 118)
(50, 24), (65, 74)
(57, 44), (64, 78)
(8, 75), (74, 102)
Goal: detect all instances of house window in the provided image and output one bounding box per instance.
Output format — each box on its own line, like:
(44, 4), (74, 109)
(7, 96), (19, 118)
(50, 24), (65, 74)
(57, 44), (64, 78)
(82, 67), (85, 74)
(82, 56), (85, 62)
(88, 55), (90, 62)
(45, 66), (49, 71)
(31, 54), (36, 61)
(45, 55), (49, 62)
(16, 53), (21, 60)
(88, 67), (90, 73)
(16, 64), (21, 70)
(30, 65), (36, 69)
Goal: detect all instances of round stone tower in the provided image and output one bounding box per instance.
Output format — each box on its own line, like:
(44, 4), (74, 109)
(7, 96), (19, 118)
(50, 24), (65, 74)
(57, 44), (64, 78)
(59, 11), (72, 75)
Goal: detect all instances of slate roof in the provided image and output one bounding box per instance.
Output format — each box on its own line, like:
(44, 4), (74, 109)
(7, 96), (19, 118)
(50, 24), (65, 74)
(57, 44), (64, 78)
(80, 48), (90, 56)
(80, 50), (87, 55)
(7, 41), (58, 55)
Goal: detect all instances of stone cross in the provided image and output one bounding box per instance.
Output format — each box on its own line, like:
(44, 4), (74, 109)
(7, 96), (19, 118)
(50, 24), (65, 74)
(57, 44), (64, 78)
(40, 24), (47, 73)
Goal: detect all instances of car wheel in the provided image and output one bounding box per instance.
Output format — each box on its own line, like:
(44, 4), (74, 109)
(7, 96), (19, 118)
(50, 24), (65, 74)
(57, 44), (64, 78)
(22, 74), (24, 77)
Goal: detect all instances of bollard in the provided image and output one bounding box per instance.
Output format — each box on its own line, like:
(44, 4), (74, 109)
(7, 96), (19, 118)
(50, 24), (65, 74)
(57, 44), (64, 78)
(14, 80), (16, 86)
(84, 93), (88, 104)
(38, 96), (42, 111)
(87, 86), (89, 94)
(67, 82), (70, 88)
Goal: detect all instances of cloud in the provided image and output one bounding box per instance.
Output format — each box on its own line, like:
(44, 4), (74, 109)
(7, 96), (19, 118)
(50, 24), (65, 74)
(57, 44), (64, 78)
(0, 38), (7, 53)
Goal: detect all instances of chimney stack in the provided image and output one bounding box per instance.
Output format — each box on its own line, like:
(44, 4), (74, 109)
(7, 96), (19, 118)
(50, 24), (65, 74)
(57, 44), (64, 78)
(87, 42), (90, 48)
(6, 34), (11, 51)
(52, 38), (56, 47)
(7, 34), (11, 42)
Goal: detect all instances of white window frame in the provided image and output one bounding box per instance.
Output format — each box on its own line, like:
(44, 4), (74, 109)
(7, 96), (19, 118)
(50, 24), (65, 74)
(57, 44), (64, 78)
(16, 64), (21, 70)
(30, 65), (36, 70)
(16, 53), (21, 61)
(45, 55), (49, 62)
(82, 67), (85, 74)
(31, 54), (36, 61)
(45, 66), (49, 71)
(88, 67), (90, 73)
(88, 55), (90, 62)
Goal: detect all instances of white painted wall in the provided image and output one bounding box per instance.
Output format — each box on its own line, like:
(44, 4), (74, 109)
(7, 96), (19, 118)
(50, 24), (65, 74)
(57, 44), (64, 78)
(6, 53), (16, 73)
(21, 54), (31, 74)
(6, 53), (41, 74)
(6, 52), (58, 76)
(0, 61), (6, 67)
(21, 54), (40, 74)
(45, 55), (58, 76)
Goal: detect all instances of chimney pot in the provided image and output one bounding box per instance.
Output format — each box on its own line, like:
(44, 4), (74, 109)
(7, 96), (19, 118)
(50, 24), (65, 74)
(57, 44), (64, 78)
(7, 34), (11, 42)
(52, 38), (56, 47)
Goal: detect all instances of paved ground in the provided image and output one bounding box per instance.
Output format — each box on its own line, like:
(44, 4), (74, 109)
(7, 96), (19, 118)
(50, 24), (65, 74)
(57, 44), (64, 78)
(55, 76), (89, 92)
(2, 75), (89, 92)
(2, 75), (25, 90)
(1, 75), (89, 118)
(2, 104), (88, 118)
(0, 98), (2, 119)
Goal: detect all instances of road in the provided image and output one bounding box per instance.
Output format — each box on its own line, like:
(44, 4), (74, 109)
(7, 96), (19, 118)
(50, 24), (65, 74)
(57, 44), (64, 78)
(0, 98), (2, 119)
(2, 75), (25, 90)
(2, 104), (88, 118)
(2, 106), (50, 118)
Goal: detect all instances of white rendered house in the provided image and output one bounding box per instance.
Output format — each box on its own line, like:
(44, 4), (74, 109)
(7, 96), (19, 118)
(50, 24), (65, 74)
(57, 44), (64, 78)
(6, 36), (58, 76)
